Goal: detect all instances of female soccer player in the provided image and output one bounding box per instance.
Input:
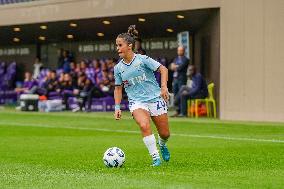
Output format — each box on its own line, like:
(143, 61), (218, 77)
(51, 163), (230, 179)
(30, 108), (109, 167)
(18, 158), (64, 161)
(113, 25), (170, 166)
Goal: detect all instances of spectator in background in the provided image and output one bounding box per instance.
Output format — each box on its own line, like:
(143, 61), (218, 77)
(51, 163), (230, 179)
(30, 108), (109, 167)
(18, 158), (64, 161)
(15, 72), (38, 94)
(72, 73), (105, 112)
(173, 73), (192, 117)
(175, 65), (208, 117)
(69, 62), (76, 73)
(32, 57), (43, 79)
(14, 71), (39, 110)
(98, 71), (114, 96)
(79, 60), (87, 74)
(57, 73), (74, 110)
(58, 72), (64, 83)
(169, 46), (189, 97)
(92, 59), (101, 77)
(57, 73), (74, 92)
(101, 62), (108, 72)
(42, 70), (59, 98)
(98, 71), (110, 92)
(75, 62), (81, 73)
(62, 50), (71, 73)
(107, 72), (115, 96)
(106, 58), (115, 73)
(69, 61), (78, 84)
(96, 71), (103, 85)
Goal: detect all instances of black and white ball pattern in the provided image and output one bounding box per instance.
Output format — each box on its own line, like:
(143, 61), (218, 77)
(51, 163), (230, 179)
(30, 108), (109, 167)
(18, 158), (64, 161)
(103, 147), (125, 168)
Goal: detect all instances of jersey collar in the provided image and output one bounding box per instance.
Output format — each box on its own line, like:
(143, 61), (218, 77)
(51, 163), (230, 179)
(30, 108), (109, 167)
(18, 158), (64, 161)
(122, 54), (137, 66)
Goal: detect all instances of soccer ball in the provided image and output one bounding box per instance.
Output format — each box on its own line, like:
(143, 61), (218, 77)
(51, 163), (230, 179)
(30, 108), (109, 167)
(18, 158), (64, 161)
(103, 147), (126, 168)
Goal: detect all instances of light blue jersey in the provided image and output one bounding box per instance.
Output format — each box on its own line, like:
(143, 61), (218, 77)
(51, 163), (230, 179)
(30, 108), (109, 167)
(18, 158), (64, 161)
(114, 54), (161, 103)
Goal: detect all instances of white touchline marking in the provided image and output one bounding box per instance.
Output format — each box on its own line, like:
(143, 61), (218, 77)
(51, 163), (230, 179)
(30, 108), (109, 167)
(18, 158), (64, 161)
(0, 122), (283, 144)
(1, 111), (284, 127)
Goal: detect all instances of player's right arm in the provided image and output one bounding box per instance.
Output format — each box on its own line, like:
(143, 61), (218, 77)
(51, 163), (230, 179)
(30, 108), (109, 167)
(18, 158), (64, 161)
(113, 65), (123, 120)
(114, 85), (122, 120)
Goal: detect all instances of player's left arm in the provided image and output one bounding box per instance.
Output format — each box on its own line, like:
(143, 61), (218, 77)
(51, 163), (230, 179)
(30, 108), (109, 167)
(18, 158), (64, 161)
(157, 65), (169, 102)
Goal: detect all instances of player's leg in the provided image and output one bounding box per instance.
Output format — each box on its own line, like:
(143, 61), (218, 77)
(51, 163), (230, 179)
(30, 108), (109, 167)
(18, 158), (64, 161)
(151, 113), (170, 140)
(151, 113), (171, 162)
(132, 108), (152, 137)
(132, 108), (161, 166)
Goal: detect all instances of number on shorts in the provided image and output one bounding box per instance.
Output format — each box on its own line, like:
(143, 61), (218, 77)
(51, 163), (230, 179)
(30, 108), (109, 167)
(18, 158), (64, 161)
(156, 100), (166, 111)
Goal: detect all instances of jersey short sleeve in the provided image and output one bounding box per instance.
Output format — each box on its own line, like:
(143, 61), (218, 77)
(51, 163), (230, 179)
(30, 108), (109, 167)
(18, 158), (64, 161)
(142, 55), (161, 71)
(114, 65), (123, 86)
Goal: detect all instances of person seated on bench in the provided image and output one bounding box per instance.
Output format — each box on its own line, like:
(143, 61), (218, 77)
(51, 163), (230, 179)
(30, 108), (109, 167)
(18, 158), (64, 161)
(57, 73), (75, 110)
(42, 70), (59, 98)
(174, 65), (208, 117)
(72, 72), (105, 112)
(15, 72), (38, 95)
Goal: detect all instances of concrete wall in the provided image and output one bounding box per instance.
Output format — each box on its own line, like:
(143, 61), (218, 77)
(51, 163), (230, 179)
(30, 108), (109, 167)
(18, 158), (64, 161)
(220, 0), (284, 122)
(0, 0), (283, 122)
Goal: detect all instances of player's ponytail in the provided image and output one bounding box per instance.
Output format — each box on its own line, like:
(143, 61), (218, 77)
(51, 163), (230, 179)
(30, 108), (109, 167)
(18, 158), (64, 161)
(127, 25), (139, 40)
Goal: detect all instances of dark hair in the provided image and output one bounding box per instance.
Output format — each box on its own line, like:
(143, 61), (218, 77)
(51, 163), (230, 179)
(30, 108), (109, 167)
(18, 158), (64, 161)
(136, 38), (142, 43)
(117, 25), (139, 49)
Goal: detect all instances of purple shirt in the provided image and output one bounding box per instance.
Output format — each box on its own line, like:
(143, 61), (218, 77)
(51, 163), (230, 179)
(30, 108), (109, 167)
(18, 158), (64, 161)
(23, 79), (38, 89)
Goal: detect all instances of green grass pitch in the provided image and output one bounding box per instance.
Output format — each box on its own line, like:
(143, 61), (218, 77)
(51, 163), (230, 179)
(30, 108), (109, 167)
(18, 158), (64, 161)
(0, 108), (283, 188)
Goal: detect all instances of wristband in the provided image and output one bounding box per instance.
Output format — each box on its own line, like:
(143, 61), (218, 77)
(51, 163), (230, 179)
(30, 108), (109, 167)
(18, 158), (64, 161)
(115, 104), (121, 110)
